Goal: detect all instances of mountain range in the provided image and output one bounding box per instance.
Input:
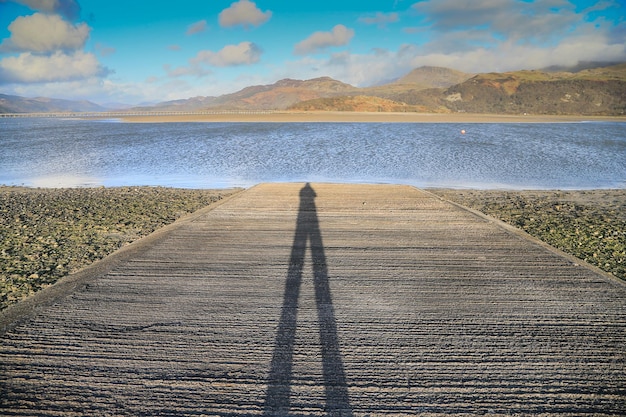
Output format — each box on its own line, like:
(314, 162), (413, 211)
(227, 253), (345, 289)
(1, 62), (625, 116)
(0, 94), (107, 114)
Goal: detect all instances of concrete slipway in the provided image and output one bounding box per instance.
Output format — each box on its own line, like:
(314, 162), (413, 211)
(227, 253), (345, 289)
(1, 183), (625, 416)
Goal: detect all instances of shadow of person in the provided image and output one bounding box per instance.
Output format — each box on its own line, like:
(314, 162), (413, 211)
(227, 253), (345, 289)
(263, 183), (353, 416)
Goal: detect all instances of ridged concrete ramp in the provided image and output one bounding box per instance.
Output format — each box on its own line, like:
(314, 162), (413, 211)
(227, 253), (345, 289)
(1, 183), (625, 416)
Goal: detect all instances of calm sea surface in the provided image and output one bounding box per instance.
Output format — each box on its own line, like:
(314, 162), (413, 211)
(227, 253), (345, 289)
(1, 118), (625, 189)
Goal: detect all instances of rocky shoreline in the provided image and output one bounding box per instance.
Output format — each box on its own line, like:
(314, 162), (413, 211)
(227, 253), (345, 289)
(428, 188), (626, 284)
(0, 186), (241, 310)
(1, 186), (624, 311)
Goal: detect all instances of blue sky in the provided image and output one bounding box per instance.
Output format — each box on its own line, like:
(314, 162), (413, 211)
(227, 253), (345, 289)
(0, 0), (624, 105)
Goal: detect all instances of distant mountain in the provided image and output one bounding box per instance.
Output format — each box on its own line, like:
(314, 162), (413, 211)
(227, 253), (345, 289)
(101, 102), (139, 110)
(290, 63), (626, 116)
(211, 76), (359, 110)
(132, 96), (219, 112)
(392, 66), (472, 88)
(136, 77), (359, 112)
(354, 66), (473, 106)
(288, 95), (429, 112)
(141, 64), (625, 116)
(137, 69), (469, 112)
(2, 62), (624, 116)
(427, 64), (626, 115)
(0, 94), (107, 113)
(541, 61), (623, 73)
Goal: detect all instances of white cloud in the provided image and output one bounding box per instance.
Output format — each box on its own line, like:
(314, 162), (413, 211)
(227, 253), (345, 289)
(191, 42), (262, 67)
(164, 63), (212, 78)
(274, 49), (407, 88)
(608, 21), (626, 44)
(186, 20), (208, 35)
(411, 0), (582, 45)
(12, 0), (80, 20)
(412, 0), (513, 30)
(0, 50), (109, 83)
(277, 20), (626, 89)
(0, 9), (111, 86)
(294, 24), (355, 55)
(160, 42), (262, 83)
(95, 42), (115, 57)
(405, 32), (626, 74)
(0, 13), (90, 52)
(401, 0), (626, 72)
(218, 0), (272, 28)
(5, 77), (160, 105)
(1, 66), (244, 104)
(359, 12), (399, 27)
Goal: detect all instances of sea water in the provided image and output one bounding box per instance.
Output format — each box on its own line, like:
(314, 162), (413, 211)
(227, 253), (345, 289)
(1, 118), (624, 189)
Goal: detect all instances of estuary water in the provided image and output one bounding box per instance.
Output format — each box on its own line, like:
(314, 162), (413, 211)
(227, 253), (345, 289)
(1, 117), (625, 189)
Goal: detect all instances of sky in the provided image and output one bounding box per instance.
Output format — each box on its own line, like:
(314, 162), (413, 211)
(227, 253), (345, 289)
(0, 0), (624, 106)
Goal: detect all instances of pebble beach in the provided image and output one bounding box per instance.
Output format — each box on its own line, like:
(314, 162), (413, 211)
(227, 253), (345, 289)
(1, 185), (624, 311)
(429, 188), (626, 283)
(0, 186), (241, 310)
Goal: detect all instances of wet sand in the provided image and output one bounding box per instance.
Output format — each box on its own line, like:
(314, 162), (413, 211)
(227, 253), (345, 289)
(1, 186), (624, 311)
(118, 111), (626, 123)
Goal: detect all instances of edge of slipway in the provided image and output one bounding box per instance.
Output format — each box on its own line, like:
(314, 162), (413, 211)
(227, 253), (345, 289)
(1, 182), (624, 335)
(0, 188), (248, 334)
(420, 188), (626, 287)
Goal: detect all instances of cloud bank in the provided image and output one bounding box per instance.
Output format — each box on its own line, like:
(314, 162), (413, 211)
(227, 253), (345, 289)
(0, 1), (109, 86)
(0, 50), (108, 83)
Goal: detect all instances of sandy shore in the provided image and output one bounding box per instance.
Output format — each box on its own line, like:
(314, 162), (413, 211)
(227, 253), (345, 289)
(1, 186), (624, 311)
(117, 111), (626, 123)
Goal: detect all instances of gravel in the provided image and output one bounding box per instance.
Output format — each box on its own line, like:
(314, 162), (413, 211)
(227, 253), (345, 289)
(0, 186), (240, 310)
(2, 186), (624, 312)
(428, 188), (626, 282)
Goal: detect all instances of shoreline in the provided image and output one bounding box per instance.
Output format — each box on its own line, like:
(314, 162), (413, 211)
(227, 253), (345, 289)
(428, 188), (626, 285)
(1, 185), (624, 312)
(0, 186), (241, 311)
(115, 111), (626, 123)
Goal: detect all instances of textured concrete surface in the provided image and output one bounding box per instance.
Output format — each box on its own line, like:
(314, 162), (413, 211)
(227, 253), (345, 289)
(1, 183), (625, 416)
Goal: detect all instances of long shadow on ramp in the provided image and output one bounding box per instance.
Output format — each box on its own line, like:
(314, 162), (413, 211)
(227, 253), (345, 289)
(263, 183), (353, 416)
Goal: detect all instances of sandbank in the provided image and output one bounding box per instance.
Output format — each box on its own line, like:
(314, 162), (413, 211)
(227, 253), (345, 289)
(118, 111), (626, 123)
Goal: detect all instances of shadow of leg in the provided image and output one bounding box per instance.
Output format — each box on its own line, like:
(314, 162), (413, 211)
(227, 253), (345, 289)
(309, 194), (353, 417)
(264, 184), (352, 416)
(263, 216), (306, 415)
